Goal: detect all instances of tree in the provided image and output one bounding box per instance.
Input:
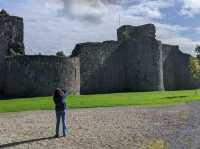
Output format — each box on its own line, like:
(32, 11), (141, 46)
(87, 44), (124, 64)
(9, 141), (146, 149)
(190, 45), (200, 78)
(56, 51), (66, 57)
(189, 57), (200, 79)
(195, 45), (200, 60)
(189, 45), (200, 94)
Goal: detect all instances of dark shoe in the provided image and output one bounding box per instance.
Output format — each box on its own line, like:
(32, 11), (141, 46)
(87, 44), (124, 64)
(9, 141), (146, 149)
(54, 134), (59, 138)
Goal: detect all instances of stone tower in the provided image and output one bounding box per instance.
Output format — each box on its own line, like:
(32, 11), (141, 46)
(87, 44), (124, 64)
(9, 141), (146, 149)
(117, 24), (164, 91)
(72, 24), (164, 94)
(0, 9), (24, 95)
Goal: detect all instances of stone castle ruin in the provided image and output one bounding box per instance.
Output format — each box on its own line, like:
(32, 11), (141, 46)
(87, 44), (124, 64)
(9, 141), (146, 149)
(0, 10), (79, 98)
(0, 10), (199, 98)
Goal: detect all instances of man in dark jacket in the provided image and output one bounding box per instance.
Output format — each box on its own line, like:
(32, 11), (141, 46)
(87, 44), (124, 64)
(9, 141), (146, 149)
(53, 88), (68, 137)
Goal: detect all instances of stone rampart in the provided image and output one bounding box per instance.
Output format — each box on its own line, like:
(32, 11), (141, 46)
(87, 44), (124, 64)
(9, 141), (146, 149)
(72, 24), (164, 94)
(4, 56), (80, 97)
(162, 44), (200, 90)
(1, 9), (200, 97)
(72, 41), (122, 94)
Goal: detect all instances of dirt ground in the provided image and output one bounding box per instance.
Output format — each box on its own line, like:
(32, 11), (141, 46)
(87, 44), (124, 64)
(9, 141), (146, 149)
(1, 102), (200, 149)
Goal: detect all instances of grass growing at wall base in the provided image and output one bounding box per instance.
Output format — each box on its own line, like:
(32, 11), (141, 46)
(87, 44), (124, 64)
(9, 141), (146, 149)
(1, 89), (200, 113)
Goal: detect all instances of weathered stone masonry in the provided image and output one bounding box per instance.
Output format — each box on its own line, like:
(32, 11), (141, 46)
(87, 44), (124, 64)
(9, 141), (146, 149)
(162, 44), (200, 90)
(71, 24), (200, 94)
(0, 10), (24, 96)
(0, 10), (80, 97)
(4, 56), (79, 97)
(72, 24), (165, 94)
(0, 10), (200, 98)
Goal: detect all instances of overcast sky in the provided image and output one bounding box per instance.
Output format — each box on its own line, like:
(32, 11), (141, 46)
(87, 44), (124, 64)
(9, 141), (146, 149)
(0, 0), (200, 56)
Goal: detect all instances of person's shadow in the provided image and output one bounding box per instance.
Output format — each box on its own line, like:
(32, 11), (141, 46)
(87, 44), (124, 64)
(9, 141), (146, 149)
(0, 136), (56, 148)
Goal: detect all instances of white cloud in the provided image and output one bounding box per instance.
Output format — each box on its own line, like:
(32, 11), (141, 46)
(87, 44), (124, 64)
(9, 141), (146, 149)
(3, 0), (199, 56)
(45, 0), (111, 23)
(125, 0), (175, 19)
(155, 23), (199, 55)
(45, 0), (64, 10)
(126, 5), (162, 19)
(45, 0), (175, 22)
(180, 0), (200, 16)
(163, 36), (198, 55)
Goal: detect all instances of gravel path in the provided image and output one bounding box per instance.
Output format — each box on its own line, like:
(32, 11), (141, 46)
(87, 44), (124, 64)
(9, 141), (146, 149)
(1, 102), (200, 149)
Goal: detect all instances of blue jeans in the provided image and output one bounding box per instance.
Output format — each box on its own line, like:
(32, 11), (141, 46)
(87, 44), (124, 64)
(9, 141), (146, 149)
(55, 110), (67, 136)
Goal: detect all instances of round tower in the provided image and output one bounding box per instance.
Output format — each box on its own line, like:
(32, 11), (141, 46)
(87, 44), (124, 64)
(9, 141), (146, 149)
(0, 9), (24, 96)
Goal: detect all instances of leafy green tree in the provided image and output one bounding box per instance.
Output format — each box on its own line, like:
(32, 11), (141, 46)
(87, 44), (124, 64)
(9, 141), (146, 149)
(190, 45), (200, 78)
(189, 45), (200, 94)
(189, 57), (200, 79)
(56, 51), (66, 57)
(195, 45), (200, 60)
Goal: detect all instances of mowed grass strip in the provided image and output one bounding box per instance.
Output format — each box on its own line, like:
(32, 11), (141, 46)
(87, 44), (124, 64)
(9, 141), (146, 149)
(0, 90), (200, 113)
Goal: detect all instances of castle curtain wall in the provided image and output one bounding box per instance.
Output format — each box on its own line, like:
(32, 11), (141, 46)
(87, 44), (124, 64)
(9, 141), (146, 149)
(74, 41), (124, 94)
(162, 44), (200, 90)
(121, 39), (164, 91)
(74, 24), (165, 94)
(1, 9), (200, 98)
(4, 56), (80, 97)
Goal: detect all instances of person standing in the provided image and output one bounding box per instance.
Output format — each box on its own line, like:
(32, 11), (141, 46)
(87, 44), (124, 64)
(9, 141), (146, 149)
(53, 88), (68, 137)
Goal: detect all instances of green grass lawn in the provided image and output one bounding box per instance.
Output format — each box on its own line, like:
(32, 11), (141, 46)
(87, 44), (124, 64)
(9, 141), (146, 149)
(1, 89), (200, 113)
